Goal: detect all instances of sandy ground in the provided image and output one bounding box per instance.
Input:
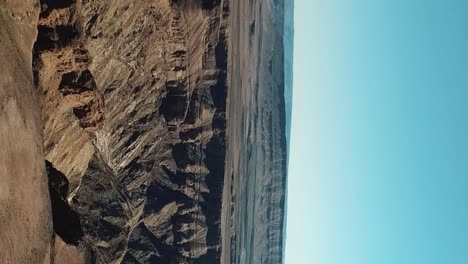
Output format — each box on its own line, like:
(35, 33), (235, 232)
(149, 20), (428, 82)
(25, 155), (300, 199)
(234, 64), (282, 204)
(222, 0), (287, 263)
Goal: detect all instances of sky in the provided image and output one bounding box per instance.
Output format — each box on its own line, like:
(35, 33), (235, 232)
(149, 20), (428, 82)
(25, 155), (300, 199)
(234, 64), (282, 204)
(286, 0), (468, 263)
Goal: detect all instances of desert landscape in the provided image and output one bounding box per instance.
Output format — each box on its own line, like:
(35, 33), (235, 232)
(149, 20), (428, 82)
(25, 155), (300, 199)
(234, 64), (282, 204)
(0, 0), (290, 263)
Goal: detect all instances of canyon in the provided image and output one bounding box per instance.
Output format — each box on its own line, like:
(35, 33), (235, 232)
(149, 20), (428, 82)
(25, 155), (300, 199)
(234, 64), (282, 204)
(0, 0), (291, 263)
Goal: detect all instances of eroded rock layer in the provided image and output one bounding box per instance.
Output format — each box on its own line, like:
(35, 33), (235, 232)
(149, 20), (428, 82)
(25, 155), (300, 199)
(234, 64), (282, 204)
(34, 0), (228, 263)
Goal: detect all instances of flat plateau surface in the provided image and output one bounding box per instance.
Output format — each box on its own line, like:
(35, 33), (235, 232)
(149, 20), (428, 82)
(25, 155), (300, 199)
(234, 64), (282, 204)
(222, 0), (287, 263)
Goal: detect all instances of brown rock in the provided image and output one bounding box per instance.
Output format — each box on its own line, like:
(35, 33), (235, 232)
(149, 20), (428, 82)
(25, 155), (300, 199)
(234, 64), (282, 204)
(34, 0), (228, 262)
(0, 1), (52, 263)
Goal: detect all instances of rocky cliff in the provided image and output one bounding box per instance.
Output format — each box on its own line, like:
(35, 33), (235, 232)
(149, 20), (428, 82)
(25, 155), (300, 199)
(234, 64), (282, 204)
(1, 0), (289, 263)
(33, 0), (229, 262)
(0, 1), (52, 263)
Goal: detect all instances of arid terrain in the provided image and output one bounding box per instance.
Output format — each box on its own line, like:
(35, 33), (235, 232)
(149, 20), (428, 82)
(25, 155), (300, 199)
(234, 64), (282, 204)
(0, 0), (290, 263)
(222, 0), (288, 263)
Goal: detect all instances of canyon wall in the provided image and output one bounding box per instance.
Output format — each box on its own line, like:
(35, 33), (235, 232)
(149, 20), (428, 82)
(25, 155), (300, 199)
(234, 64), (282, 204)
(33, 0), (228, 263)
(0, 1), (52, 263)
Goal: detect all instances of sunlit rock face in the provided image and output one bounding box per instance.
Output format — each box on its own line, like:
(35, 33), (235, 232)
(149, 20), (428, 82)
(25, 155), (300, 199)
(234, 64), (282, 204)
(1, 0), (288, 262)
(0, 1), (52, 263)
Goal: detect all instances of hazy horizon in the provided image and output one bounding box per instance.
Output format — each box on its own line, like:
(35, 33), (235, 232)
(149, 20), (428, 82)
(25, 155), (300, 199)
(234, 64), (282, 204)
(286, 0), (468, 263)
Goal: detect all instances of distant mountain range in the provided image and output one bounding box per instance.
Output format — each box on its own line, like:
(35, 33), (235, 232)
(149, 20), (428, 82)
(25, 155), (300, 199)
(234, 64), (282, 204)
(283, 0), (294, 262)
(285, 0), (294, 162)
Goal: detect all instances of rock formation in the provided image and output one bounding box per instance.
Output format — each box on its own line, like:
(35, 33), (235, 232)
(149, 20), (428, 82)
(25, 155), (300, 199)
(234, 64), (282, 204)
(33, 0), (229, 262)
(1, 0), (290, 263)
(0, 1), (52, 263)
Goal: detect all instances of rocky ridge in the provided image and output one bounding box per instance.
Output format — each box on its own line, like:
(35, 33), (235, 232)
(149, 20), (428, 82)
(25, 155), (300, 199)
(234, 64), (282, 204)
(33, 0), (228, 262)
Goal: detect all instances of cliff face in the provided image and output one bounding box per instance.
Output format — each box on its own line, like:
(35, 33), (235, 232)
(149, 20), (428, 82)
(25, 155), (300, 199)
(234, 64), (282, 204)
(0, 1), (52, 263)
(1, 0), (289, 263)
(33, 0), (228, 263)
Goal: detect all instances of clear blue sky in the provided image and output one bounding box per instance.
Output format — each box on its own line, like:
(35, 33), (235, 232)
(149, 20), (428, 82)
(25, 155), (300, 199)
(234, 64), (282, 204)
(286, 0), (468, 263)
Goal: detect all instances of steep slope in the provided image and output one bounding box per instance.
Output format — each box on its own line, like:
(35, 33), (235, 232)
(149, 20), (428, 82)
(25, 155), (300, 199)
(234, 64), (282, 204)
(0, 1), (52, 263)
(33, 0), (229, 262)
